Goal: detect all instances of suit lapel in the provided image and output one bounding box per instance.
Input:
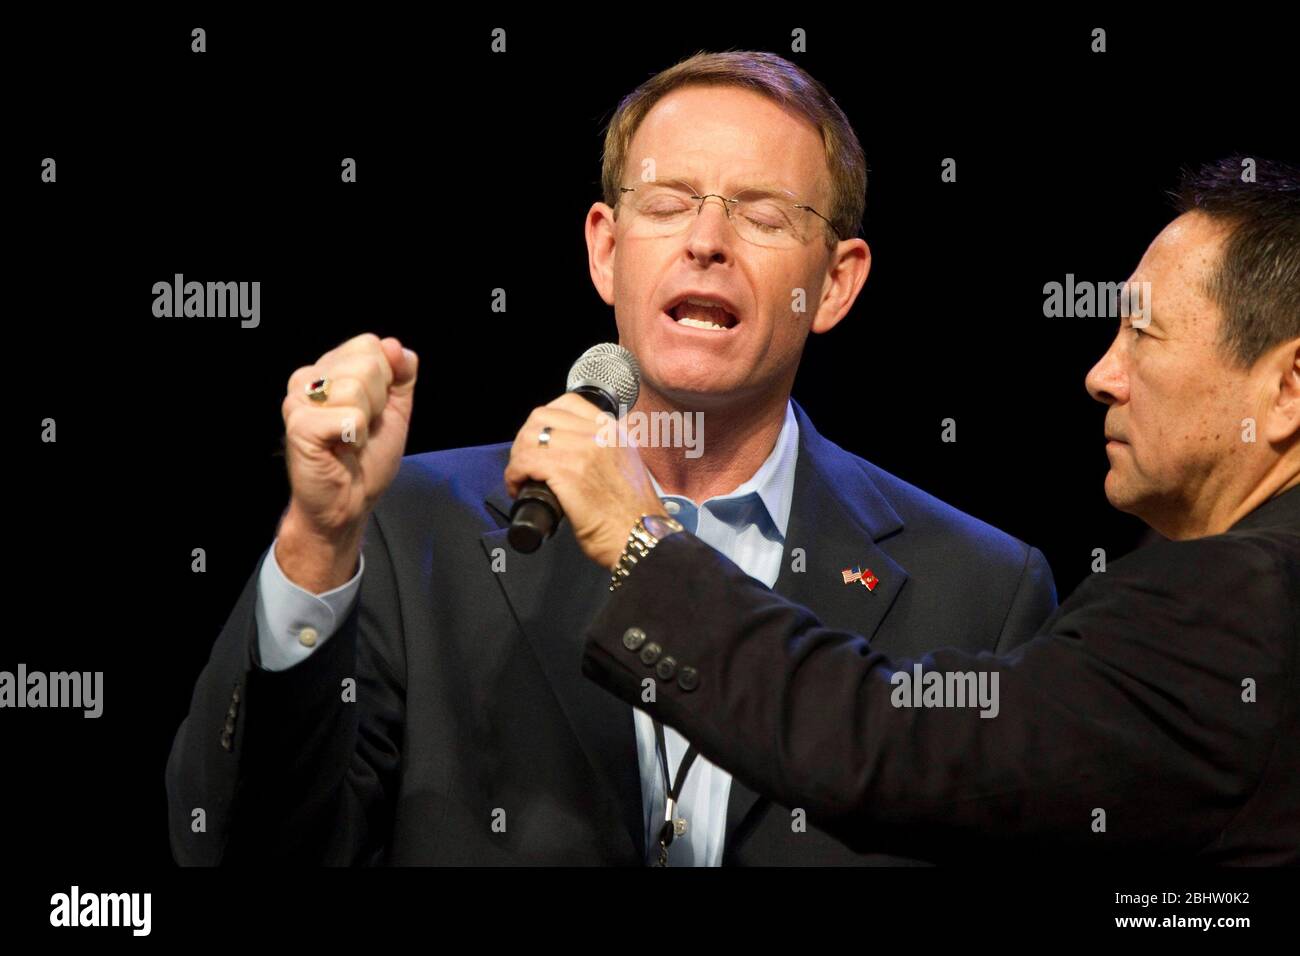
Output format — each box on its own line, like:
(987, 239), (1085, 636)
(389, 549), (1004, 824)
(723, 399), (911, 851)
(480, 492), (645, 861)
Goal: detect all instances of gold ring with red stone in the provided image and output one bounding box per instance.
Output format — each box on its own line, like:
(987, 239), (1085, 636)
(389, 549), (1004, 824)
(306, 376), (331, 403)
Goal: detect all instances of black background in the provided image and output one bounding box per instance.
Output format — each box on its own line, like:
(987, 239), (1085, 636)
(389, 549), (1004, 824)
(7, 9), (1297, 938)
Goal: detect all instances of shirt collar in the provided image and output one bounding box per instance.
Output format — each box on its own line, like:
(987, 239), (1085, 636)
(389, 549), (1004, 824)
(647, 399), (799, 538)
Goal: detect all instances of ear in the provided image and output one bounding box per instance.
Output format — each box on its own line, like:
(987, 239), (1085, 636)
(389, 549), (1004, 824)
(810, 238), (871, 334)
(1262, 337), (1300, 445)
(586, 202), (618, 307)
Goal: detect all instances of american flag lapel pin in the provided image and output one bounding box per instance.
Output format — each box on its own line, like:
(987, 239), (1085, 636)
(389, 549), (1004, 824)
(841, 565), (879, 592)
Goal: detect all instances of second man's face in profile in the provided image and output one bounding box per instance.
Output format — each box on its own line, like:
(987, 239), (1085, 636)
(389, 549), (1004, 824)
(1085, 211), (1280, 536)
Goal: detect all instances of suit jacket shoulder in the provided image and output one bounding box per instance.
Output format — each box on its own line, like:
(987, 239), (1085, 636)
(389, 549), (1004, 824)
(857, 452), (1041, 576)
(792, 414), (1057, 655)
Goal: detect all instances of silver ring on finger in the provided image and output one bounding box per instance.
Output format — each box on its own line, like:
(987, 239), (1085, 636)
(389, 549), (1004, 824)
(538, 425), (552, 448)
(306, 376), (331, 403)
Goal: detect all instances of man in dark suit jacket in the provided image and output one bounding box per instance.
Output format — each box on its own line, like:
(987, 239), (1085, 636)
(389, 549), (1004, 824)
(571, 159), (1300, 863)
(166, 51), (1058, 866)
(165, 397), (1055, 865)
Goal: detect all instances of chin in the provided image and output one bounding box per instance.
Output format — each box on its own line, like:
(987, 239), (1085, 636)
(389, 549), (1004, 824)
(652, 381), (739, 410)
(1105, 475), (1169, 531)
(1103, 471), (1139, 514)
(646, 363), (740, 401)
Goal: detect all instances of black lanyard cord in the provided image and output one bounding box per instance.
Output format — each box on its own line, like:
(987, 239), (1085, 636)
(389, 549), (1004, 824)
(653, 718), (699, 866)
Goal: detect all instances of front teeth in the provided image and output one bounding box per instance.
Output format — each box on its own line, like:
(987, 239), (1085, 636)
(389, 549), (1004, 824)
(678, 316), (727, 329)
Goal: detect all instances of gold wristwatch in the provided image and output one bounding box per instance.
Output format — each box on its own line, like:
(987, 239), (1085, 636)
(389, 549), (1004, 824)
(609, 513), (685, 591)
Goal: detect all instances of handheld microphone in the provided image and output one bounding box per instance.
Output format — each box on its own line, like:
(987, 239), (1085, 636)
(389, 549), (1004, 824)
(507, 343), (641, 553)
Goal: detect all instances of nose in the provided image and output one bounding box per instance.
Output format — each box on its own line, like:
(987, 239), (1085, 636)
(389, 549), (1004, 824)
(683, 195), (734, 264)
(1085, 329), (1129, 406)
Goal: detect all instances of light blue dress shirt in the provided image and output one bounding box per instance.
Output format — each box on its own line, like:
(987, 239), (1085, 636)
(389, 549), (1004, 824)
(254, 398), (799, 866)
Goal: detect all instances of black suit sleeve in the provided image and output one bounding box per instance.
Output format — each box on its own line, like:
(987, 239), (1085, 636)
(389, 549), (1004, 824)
(166, 509), (407, 865)
(581, 530), (1294, 861)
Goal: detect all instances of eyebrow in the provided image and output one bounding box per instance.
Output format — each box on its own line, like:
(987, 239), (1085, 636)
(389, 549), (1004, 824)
(653, 176), (800, 199)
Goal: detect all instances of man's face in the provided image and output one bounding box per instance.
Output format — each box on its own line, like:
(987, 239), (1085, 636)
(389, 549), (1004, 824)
(587, 85), (867, 409)
(1085, 212), (1260, 531)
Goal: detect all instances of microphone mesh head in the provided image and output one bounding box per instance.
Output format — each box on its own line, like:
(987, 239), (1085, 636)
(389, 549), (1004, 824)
(566, 343), (641, 409)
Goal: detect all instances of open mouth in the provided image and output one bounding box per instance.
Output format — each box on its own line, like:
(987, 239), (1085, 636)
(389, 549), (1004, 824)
(665, 295), (739, 331)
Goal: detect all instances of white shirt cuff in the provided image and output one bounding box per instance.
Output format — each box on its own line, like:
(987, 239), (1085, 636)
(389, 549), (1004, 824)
(254, 538), (365, 671)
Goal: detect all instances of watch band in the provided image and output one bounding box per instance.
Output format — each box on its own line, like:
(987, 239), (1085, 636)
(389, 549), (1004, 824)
(609, 514), (681, 591)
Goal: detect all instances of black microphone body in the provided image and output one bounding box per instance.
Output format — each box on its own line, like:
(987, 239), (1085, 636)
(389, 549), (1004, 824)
(508, 345), (641, 553)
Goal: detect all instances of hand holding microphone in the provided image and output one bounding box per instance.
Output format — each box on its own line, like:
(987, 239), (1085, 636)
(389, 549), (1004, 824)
(505, 344), (667, 567)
